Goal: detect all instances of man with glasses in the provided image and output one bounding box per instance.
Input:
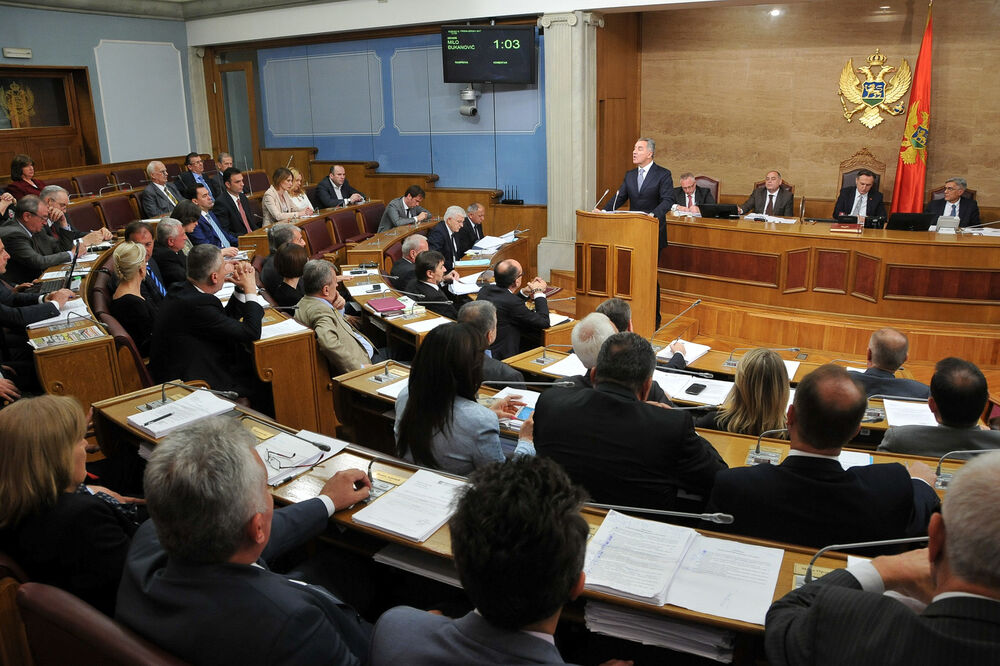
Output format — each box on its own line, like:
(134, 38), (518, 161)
(924, 177), (980, 227)
(476, 259), (550, 360)
(39, 185), (111, 247)
(0, 195), (88, 284)
(175, 152), (221, 201)
(140, 161), (184, 218)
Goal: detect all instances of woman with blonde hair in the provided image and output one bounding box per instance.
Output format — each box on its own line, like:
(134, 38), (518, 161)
(287, 167), (314, 214)
(695, 347), (789, 436)
(110, 241), (156, 354)
(262, 166), (312, 226)
(0, 396), (142, 615)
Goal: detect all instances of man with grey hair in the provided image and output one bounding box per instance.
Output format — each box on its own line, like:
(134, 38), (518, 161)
(150, 245), (265, 401)
(670, 172), (715, 215)
(596, 296), (687, 370)
(427, 204), (469, 271)
(848, 327), (929, 399)
(117, 416), (372, 664)
(139, 160), (183, 218)
(460, 202), (485, 247)
(924, 176), (980, 227)
(39, 184), (111, 247)
(458, 300), (524, 387)
(0, 195), (87, 284)
(216, 152), (234, 171)
(389, 233), (428, 287)
(152, 217), (189, 287)
(261, 223), (306, 296)
(295, 259), (378, 375)
(765, 450), (1000, 663)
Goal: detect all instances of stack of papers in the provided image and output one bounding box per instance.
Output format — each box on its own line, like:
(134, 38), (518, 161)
(883, 399), (936, 427)
(27, 298), (90, 329)
(585, 602), (735, 663)
(403, 317), (450, 333)
(656, 339), (710, 365)
(352, 469), (467, 542)
(449, 272), (482, 296)
(373, 544), (462, 588)
(216, 283), (236, 301)
(126, 390), (234, 438)
(254, 431), (325, 486)
(260, 318), (308, 340)
(745, 214), (797, 225)
(454, 258), (491, 267)
(471, 235), (507, 251)
(376, 377), (408, 399)
(653, 373), (734, 406)
(585, 510), (783, 625)
(544, 353), (588, 378)
(549, 312), (571, 326)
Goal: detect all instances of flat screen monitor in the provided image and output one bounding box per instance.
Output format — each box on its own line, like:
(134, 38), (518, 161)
(886, 213), (937, 231)
(699, 203), (740, 219)
(441, 25), (537, 84)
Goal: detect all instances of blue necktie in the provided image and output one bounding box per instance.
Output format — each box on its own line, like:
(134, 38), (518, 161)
(147, 264), (166, 297)
(950, 203), (957, 217)
(195, 174), (214, 201)
(203, 212), (231, 248)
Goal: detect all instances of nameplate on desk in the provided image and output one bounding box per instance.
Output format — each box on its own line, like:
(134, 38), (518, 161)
(745, 446), (782, 466)
(28, 325), (104, 350)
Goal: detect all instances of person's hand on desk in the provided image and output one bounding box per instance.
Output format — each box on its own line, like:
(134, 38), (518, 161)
(221, 246), (240, 259)
(12, 282), (32, 293)
(0, 378), (21, 403)
(906, 460), (937, 486)
(669, 340), (686, 356)
(45, 288), (75, 309)
(348, 193), (363, 204)
(489, 394), (525, 420)
(72, 241), (89, 258)
(871, 547), (934, 604)
(322, 468), (371, 510)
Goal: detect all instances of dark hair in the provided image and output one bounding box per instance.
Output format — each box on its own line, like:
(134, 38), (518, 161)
(222, 167), (242, 184)
(493, 260), (520, 289)
(793, 365), (866, 450)
(124, 220), (152, 241)
(396, 322), (484, 468)
(450, 456), (589, 630)
(931, 357), (988, 427)
(10, 154), (34, 181)
(857, 169), (876, 180)
(595, 297), (631, 332)
(274, 242), (308, 279)
(184, 152), (200, 166)
(404, 184), (425, 199)
(593, 332), (655, 395)
(271, 167), (292, 186)
(186, 244), (222, 283)
(170, 200), (202, 225)
(414, 250), (444, 282)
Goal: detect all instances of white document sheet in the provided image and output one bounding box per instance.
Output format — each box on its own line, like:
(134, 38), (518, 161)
(653, 371), (691, 398)
(783, 360), (801, 380)
(472, 235), (507, 250)
(347, 282), (388, 296)
(492, 386), (542, 409)
(657, 339), (710, 365)
(883, 399), (936, 427)
(126, 390), (234, 438)
(26, 298), (90, 329)
(375, 378), (408, 399)
(403, 317), (450, 333)
(678, 378), (735, 406)
(352, 469), (467, 542)
(544, 353), (588, 378)
(259, 318), (309, 340)
(838, 450), (873, 470)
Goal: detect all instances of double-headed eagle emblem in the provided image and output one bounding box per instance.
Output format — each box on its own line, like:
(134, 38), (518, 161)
(838, 49), (911, 129)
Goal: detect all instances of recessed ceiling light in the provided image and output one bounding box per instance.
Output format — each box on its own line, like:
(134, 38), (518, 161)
(769, 8), (782, 17)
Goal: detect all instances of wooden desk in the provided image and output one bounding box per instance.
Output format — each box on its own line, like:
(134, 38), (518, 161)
(237, 201), (379, 259)
(346, 220), (435, 271)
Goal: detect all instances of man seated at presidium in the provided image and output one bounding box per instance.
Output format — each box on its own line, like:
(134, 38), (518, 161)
(879, 357), (1000, 458)
(848, 327), (930, 399)
(476, 259), (550, 361)
(378, 184), (431, 233)
(924, 177), (980, 227)
(739, 170), (794, 217)
(833, 169), (886, 220)
(764, 451), (1000, 664)
(316, 165), (365, 209)
(705, 365), (939, 552)
(116, 417), (373, 665)
(370, 456), (631, 666)
(670, 172), (716, 215)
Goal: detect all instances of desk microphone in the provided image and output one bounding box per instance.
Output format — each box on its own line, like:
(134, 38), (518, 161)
(547, 296), (576, 303)
(536, 344), (574, 363)
(804, 536), (929, 584)
(65, 311), (107, 331)
(957, 220), (1000, 233)
(160, 380), (239, 406)
(723, 346), (799, 369)
(593, 188), (610, 210)
(655, 365), (712, 379)
(750, 428), (788, 463)
(867, 394), (927, 403)
(238, 411), (331, 452)
(585, 502), (734, 525)
(609, 190), (619, 211)
(652, 299), (701, 338)
(481, 380), (575, 388)
(934, 449), (993, 488)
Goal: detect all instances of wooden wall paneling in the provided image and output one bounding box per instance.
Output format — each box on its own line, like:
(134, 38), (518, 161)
(813, 249), (849, 294)
(851, 252), (881, 303)
(664, 244), (780, 287)
(614, 247), (633, 297)
(588, 245), (609, 295)
(575, 243), (586, 291)
(595, 13), (641, 197)
(491, 204), (547, 277)
(783, 248), (810, 293)
(259, 147), (317, 183)
(883, 265), (1000, 304)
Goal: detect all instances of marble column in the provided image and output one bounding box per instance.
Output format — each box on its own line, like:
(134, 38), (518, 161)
(536, 11), (604, 280)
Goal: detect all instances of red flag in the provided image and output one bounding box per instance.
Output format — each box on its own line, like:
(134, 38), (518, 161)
(890, 3), (933, 214)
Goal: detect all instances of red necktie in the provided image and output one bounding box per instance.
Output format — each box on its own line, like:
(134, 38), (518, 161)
(235, 196), (252, 234)
(687, 194), (693, 208)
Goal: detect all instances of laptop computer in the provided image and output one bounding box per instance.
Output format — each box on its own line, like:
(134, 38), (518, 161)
(26, 243), (80, 294)
(698, 203), (740, 219)
(886, 213), (937, 232)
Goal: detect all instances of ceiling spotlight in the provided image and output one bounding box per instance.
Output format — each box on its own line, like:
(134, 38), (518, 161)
(769, 8), (782, 17)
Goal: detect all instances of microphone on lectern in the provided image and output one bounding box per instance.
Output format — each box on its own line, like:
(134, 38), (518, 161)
(586, 501), (734, 524)
(804, 536), (929, 584)
(652, 299), (702, 338)
(934, 449), (994, 488)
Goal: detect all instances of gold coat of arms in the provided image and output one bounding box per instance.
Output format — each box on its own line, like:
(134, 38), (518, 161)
(838, 49), (911, 129)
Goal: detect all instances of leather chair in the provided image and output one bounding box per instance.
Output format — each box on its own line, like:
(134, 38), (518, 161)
(752, 178), (795, 195)
(164, 162), (182, 179)
(245, 197), (264, 228)
(96, 196), (137, 232)
(72, 173), (111, 199)
(46, 176), (76, 196)
(202, 157), (217, 173)
(244, 170), (270, 195)
(16, 582), (187, 666)
(383, 240), (403, 272)
(330, 208), (372, 244)
(98, 312), (152, 392)
(88, 267), (113, 318)
(305, 185), (319, 210)
(66, 202), (105, 233)
(930, 184), (977, 201)
(694, 175), (720, 202)
(110, 168), (147, 191)
(301, 217), (345, 260)
(357, 202), (385, 235)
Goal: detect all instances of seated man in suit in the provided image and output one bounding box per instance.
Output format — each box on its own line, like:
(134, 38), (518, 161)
(213, 168), (259, 237)
(670, 172), (716, 215)
(833, 169), (886, 220)
(152, 218), (188, 288)
(706, 364), (940, 551)
(117, 417), (372, 665)
(596, 296), (686, 369)
(316, 165), (365, 209)
(189, 185), (239, 251)
(879, 357), (1000, 457)
(476, 259), (549, 360)
(295, 259), (379, 376)
(377, 185), (431, 233)
(405, 250), (460, 319)
(765, 451), (1000, 664)
(457, 300), (525, 388)
(216, 152), (233, 171)
(427, 205), (468, 271)
(0, 195), (87, 284)
(123, 221), (167, 307)
(260, 223), (305, 296)
(139, 161), (183, 218)
(925, 177), (980, 227)
(535, 332), (727, 512)
(372, 456), (631, 665)
(739, 170), (794, 216)
(388, 233), (427, 288)
(460, 202), (486, 248)
(149, 245), (265, 402)
(40, 185), (112, 247)
(849, 327), (929, 399)
(174, 152), (221, 201)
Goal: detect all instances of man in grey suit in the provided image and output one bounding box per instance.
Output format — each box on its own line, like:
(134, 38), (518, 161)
(739, 170), (794, 216)
(0, 195), (87, 284)
(879, 357), (999, 457)
(849, 328), (930, 399)
(670, 172), (715, 215)
(457, 300), (525, 388)
(377, 184), (431, 233)
(765, 451), (1000, 664)
(139, 161), (183, 218)
(371, 456), (632, 665)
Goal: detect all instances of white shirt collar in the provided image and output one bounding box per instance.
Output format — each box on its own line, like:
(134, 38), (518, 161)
(787, 449), (841, 461)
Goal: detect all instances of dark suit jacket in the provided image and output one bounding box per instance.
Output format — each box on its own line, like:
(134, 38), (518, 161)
(604, 162), (674, 248)
(0, 279), (58, 328)
(671, 185), (715, 208)
(458, 217), (483, 254)
(535, 382), (727, 511)
(377, 196), (430, 233)
(0, 492), (135, 616)
(705, 455), (940, 552)
(483, 353), (525, 388)
(848, 367), (930, 399)
(315, 176), (364, 209)
(174, 171), (222, 201)
(116, 500), (370, 666)
(189, 211), (238, 248)
(426, 221), (462, 271)
(149, 281), (264, 396)
(565, 371), (672, 405)
(742, 186), (794, 217)
(0, 224), (73, 283)
(765, 569), (1000, 665)
(405, 279), (458, 319)
(140, 257), (167, 307)
(139, 182), (183, 218)
(925, 196), (981, 227)
(152, 244), (188, 288)
(833, 186), (887, 218)
(213, 190), (258, 237)
(388, 257), (416, 289)
(476, 284), (550, 360)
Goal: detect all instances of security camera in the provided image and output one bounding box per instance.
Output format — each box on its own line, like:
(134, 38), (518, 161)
(458, 85), (479, 117)
(459, 105), (478, 117)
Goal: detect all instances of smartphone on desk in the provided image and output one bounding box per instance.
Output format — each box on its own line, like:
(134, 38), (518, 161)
(685, 383), (706, 396)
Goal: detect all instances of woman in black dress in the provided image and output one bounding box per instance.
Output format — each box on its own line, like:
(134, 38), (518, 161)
(109, 241), (156, 355)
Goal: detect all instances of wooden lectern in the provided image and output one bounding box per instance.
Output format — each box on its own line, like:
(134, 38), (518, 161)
(575, 210), (659, 337)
